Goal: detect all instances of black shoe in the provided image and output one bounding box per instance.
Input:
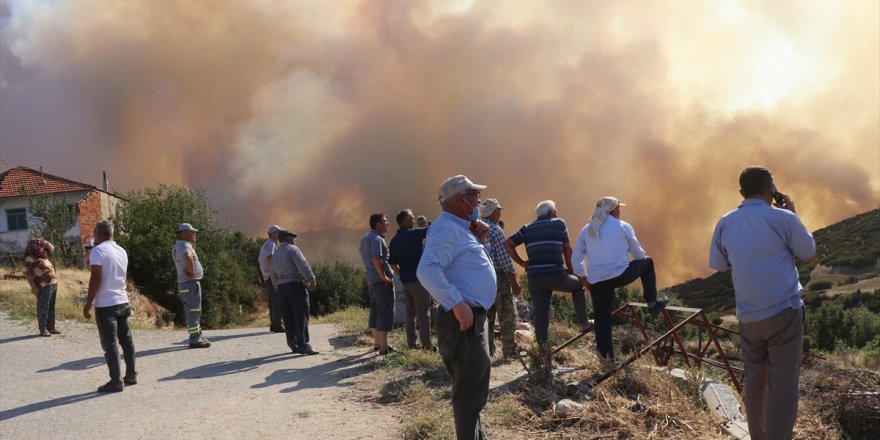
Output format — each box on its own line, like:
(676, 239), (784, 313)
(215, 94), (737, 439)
(47, 328), (61, 335)
(647, 296), (669, 316)
(297, 345), (319, 355)
(97, 381), (124, 393)
(378, 345), (396, 355)
(123, 377), (137, 386)
(189, 339), (211, 349)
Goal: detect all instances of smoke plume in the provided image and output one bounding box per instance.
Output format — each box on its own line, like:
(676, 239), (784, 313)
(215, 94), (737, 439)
(2, 0), (878, 286)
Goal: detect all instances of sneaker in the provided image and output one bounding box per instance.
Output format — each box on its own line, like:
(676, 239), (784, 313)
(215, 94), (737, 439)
(647, 296), (669, 316)
(47, 328), (61, 335)
(189, 339), (211, 349)
(97, 381), (124, 393)
(39, 330), (52, 337)
(579, 320), (595, 334)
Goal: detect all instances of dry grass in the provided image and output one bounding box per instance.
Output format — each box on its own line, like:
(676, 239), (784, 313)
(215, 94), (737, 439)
(0, 267), (168, 329)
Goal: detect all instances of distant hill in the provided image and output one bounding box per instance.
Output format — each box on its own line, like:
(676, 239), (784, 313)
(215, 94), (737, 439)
(664, 208), (880, 314)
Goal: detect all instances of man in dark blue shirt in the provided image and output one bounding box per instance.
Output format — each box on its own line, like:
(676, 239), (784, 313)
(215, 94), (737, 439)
(389, 209), (433, 350)
(504, 200), (591, 346)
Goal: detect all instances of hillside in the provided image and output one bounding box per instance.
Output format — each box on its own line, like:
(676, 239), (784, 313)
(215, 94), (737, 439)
(665, 208), (880, 314)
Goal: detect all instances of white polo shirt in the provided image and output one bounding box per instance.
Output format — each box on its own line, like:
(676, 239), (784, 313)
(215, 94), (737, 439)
(89, 240), (130, 307)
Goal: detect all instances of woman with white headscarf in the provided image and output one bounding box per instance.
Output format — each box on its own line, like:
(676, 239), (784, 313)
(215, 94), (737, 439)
(571, 196), (669, 369)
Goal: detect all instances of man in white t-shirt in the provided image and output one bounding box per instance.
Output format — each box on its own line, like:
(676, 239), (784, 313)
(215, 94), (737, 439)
(259, 225), (284, 332)
(83, 220), (136, 393)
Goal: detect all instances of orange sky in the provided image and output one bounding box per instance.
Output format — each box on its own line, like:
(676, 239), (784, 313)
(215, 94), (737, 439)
(1, 0), (878, 286)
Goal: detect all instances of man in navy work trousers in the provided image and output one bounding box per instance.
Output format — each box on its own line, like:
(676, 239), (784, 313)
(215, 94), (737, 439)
(418, 174), (496, 440)
(709, 166), (815, 440)
(273, 229), (319, 355)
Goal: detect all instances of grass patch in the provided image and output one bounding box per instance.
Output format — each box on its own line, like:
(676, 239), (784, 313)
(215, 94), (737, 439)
(484, 393), (533, 426)
(295, 411), (311, 418)
(400, 414), (455, 440)
(0, 268), (89, 323)
(313, 306), (370, 334)
(378, 375), (429, 404)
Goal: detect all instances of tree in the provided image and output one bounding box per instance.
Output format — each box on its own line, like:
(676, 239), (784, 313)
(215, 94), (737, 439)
(21, 189), (78, 266)
(113, 184), (261, 328)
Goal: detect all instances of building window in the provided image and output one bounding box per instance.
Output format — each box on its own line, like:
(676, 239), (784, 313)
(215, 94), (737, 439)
(6, 208), (27, 231)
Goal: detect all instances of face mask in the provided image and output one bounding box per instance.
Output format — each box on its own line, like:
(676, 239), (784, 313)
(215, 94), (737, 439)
(467, 205), (480, 222)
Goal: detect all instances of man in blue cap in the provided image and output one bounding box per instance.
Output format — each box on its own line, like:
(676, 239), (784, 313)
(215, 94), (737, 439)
(172, 223), (210, 348)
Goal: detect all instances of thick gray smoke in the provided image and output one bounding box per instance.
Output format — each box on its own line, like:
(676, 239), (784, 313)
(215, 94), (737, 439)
(2, 0), (877, 286)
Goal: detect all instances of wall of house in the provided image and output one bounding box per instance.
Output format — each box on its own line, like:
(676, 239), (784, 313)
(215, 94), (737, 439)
(74, 191), (124, 246)
(0, 191), (90, 254)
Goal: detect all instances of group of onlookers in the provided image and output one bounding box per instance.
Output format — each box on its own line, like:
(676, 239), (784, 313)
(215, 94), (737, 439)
(20, 164), (815, 440)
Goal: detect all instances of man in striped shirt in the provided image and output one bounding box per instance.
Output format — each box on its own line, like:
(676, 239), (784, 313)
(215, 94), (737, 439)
(504, 200), (591, 347)
(480, 198), (522, 358)
(272, 229), (318, 355)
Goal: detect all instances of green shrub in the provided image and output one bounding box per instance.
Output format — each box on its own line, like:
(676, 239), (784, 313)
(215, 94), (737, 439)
(809, 280), (833, 291)
(114, 184), (262, 328)
(310, 262), (369, 316)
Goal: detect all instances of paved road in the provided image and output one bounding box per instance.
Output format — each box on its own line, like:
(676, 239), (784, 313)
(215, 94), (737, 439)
(0, 313), (401, 439)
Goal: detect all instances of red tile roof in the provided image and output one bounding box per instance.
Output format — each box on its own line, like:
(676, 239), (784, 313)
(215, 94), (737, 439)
(0, 167), (96, 198)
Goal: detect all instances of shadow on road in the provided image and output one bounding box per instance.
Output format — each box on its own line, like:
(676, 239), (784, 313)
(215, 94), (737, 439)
(251, 352), (375, 393)
(0, 334), (39, 345)
(169, 330), (274, 345)
(0, 392), (108, 420)
(37, 346), (189, 373)
(157, 352), (296, 381)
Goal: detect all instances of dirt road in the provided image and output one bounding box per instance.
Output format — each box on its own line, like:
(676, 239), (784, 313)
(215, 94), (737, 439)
(0, 313), (403, 439)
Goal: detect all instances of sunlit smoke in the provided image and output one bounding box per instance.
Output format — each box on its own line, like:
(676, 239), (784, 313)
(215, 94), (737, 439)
(2, 0), (877, 286)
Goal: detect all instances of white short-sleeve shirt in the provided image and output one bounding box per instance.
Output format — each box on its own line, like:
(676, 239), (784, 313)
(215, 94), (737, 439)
(89, 240), (130, 307)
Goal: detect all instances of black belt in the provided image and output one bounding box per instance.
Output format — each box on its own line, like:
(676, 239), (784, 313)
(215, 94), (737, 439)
(441, 305), (486, 314)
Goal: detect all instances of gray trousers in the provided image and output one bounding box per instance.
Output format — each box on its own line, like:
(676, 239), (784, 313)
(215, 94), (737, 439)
(95, 303), (136, 383)
(264, 278), (284, 330)
(402, 281), (433, 349)
(178, 281), (204, 341)
(739, 307), (803, 440)
(436, 307), (490, 440)
(36, 283), (57, 332)
(527, 272), (590, 343)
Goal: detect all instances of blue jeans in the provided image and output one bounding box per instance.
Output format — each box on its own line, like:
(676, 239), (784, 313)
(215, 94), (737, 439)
(589, 257), (658, 359)
(95, 303), (137, 383)
(36, 283), (57, 332)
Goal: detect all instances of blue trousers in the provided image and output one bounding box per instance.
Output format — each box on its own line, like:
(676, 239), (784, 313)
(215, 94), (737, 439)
(589, 257), (658, 359)
(277, 282), (311, 352)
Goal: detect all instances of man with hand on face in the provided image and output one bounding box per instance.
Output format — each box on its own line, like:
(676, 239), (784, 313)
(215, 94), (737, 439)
(360, 212), (396, 355)
(82, 221), (136, 393)
(709, 166), (815, 440)
(172, 223), (210, 348)
(418, 175), (496, 440)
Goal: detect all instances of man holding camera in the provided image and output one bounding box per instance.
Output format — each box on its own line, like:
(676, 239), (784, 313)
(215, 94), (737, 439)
(709, 166), (816, 440)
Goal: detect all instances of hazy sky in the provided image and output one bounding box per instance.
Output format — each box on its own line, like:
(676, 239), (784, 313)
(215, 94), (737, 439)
(1, 0), (878, 286)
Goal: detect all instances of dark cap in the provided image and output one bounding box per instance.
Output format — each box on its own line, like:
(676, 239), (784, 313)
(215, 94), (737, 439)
(278, 229), (298, 239)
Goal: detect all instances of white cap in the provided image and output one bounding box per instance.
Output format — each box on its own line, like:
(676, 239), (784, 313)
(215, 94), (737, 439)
(267, 225), (282, 234)
(438, 175), (487, 204)
(479, 198), (503, 217)
(177, 223), (199, 233)
(595, 196), (625, 212)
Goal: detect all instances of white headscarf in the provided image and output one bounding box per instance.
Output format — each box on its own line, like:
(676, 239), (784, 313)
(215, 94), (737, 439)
(586, 196), (624, 239)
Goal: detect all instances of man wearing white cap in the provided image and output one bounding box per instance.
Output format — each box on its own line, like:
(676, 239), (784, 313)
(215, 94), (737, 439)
(417, 175), (496, 440)
(571, 197), (668, 367)
(259, 225), (285, 333)
(172, 223), (210, 348)
(480, 198), (522, 358)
